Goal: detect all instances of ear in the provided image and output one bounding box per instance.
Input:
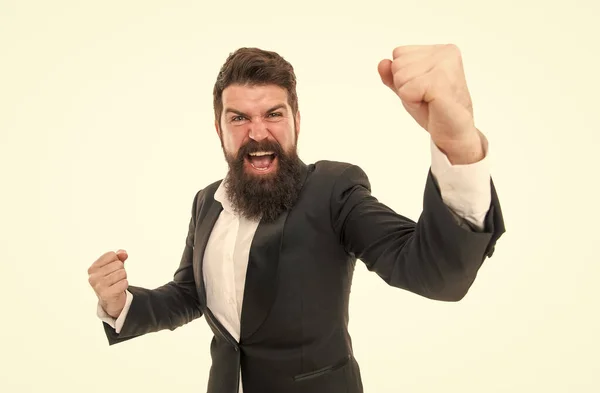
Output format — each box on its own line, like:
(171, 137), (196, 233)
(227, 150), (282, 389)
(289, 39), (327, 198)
(214, 119), (221, 138)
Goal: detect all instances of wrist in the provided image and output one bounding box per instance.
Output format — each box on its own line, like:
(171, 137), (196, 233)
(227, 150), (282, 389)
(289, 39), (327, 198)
(102, 299), (125, 319)
(434, 128), (485, 165)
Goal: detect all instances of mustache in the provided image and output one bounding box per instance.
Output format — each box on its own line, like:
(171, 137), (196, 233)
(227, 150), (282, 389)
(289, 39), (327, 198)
(236, 139), (284, 159)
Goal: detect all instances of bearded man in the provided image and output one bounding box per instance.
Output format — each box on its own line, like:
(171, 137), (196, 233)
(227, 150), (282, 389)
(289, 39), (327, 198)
(87, 45), (506, 393)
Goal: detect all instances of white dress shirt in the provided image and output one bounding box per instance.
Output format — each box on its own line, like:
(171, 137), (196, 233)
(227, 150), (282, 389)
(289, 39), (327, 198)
(97, 138), (492, 392)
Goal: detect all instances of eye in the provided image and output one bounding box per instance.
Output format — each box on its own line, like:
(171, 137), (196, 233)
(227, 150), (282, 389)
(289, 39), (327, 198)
(267, 112), (282, 118)
(231, 115), (245, 122)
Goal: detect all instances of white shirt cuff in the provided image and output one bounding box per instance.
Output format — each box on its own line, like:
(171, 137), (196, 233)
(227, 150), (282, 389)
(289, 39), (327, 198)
(430, 136), (492, 231)
(96, 289), (133, 334)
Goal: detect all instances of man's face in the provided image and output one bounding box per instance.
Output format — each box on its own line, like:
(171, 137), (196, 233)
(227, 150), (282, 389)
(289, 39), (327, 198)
(215, 83), (304, 222)
(216, 83), (300, 177)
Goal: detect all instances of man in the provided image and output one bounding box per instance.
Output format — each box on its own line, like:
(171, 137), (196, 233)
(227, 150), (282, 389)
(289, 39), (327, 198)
(88, 45), (505, 393)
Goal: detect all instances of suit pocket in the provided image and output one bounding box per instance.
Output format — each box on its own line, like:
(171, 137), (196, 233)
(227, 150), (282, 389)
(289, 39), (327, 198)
(293, 355), (351, 382)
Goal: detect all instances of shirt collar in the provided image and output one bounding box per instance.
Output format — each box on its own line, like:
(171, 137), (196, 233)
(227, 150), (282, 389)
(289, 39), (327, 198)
(213, 176), (234, 213)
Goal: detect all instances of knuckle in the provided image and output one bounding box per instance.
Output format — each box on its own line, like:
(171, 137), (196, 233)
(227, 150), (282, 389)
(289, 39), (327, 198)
(446, 43), (461, 56)
(393, 47), (403, 58)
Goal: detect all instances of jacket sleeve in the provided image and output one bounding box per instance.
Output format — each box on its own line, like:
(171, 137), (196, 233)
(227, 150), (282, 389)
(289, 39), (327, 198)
(102, 191), (204, 345)
(330, 165), (505, 301)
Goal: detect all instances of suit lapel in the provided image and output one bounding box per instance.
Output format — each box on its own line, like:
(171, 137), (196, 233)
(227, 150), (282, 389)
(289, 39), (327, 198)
(240, 163), (310, 341)
(239, 209), (289, 341)
(193, 189), (223, 307)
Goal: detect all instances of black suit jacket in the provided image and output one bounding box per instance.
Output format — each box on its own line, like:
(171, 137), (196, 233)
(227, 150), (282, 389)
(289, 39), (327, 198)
(102, 160), (505, 393)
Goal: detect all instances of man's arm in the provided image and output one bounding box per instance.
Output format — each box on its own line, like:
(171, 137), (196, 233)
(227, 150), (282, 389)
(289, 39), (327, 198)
(101, 190), (204, 345)
(330, 151), (505, 302)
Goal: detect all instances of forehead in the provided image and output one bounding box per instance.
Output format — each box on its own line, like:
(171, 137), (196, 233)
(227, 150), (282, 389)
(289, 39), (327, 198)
(222, 84), (289, 110)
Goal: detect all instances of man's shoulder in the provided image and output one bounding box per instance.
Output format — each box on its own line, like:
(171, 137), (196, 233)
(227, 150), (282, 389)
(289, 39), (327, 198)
(309, 160), (369, 181)
(305, 160), (371, 193)
(310, 160), (357, 176)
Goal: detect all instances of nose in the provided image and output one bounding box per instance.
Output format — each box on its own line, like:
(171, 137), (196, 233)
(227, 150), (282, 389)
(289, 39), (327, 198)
(248, 119), (268, 142)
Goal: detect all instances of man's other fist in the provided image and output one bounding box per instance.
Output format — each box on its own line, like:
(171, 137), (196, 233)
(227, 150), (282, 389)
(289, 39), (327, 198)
(88, 250), (129, 319)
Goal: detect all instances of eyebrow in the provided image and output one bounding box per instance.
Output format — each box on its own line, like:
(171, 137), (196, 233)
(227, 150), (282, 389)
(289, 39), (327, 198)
(224, 104), (287, 117)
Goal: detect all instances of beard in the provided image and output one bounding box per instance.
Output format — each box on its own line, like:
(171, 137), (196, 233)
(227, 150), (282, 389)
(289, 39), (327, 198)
(222, 138), (304, 223)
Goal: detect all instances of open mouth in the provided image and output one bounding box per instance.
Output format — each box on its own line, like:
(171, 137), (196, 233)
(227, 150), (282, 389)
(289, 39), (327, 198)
(246, 151), (278, 172)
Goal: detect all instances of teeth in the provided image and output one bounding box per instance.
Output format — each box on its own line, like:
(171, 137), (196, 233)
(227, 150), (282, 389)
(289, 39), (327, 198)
(249, 151), (274, 156)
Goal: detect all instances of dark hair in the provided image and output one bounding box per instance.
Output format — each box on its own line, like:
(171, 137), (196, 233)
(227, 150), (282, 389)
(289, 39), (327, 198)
(213, 47), (299, 127)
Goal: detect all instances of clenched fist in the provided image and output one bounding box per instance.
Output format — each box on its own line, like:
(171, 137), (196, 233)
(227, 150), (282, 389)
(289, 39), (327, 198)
(377, 44), (484, 165)
(88, 249), (129, 318)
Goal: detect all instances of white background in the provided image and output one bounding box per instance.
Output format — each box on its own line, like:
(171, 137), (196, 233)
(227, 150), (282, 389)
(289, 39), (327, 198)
(1, 0), (598, 392)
